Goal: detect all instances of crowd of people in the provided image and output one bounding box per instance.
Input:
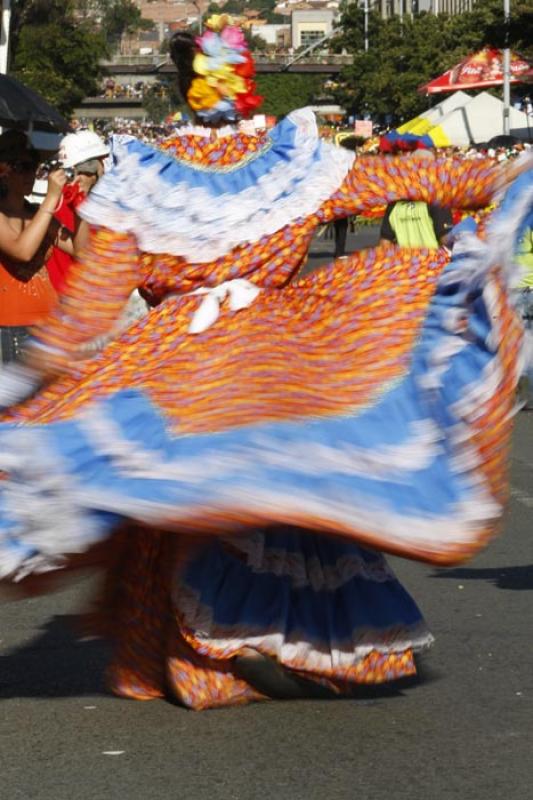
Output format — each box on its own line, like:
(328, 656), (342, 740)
(100, 79), (148, 100)
(514, 94), (533, 117)
(0, 15), (532, 712)
(77, 118), (177, 144)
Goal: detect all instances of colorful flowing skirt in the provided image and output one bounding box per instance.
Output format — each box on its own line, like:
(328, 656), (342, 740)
(0, 174), (530, 707)
(0, 243), (523, 569)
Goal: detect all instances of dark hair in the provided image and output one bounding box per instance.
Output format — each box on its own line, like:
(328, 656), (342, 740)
(0, 130), (39, 164)
(337, 135), (358, 152)
(169, 31), (197, 104)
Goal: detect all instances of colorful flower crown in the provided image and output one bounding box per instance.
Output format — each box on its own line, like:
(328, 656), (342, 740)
(187, 14), (263, 123)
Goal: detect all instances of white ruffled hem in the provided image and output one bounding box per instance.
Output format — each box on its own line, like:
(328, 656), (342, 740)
(0, 428), (105, 581)
(174, 584), (434, 669)
(81, 108), (355, 263)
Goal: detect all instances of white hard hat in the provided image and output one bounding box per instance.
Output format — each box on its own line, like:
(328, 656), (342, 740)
(59, 130), (109, 168)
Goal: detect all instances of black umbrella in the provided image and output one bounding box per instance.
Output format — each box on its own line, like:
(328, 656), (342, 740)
(0, 74), (69, 133)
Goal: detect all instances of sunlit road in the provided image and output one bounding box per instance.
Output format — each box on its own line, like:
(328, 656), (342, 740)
(1, 227), (532, 800)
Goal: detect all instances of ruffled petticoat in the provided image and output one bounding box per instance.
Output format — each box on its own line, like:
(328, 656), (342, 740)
(103, 526), (431, 709)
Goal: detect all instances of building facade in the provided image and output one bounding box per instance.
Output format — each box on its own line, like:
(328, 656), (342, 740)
(290, 9), (335, 50)
(250, 23), (291, 48)
(363, 0), (474, 18)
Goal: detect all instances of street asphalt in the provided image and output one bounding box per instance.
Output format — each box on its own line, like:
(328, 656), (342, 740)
(1, 226), (532, 800)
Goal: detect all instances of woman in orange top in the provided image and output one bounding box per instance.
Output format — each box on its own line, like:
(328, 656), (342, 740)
(0, 130), (70, 362)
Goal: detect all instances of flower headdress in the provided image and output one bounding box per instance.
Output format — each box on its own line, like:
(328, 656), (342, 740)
(187, 14), (263, 124)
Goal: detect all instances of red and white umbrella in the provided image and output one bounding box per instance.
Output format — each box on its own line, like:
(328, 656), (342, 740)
(420, 47), (533, 94)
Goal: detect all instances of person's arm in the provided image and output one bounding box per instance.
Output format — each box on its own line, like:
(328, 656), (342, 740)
(26, 225), (146, 374)
(73, 218), (90, 252)
(54, 224), (75, 256)
(319, 155), (502, 224)
(0, 169), (67, 264)
(429, 205), (454, 245)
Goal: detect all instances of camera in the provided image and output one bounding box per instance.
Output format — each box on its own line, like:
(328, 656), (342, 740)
(40, 158), (75, 181)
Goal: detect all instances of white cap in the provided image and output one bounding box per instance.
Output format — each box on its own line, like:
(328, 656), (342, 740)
(59, 130), (109, 168)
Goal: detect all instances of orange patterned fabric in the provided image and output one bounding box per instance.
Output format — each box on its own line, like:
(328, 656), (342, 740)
(0, 149), (503, 710)
(28, 155), (498, 359)
(463, 273), (523, 508)
(100, 527), (263, 708)
(8, 244), (448, 428)
(159, 130), (270, 166)
(329, 156), (499, 220)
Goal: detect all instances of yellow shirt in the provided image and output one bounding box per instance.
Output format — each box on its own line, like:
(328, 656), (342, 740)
(518, 228), (533, 288)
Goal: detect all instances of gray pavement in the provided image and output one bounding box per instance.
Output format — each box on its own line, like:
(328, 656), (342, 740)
(1, 228), (532, 800)
(301, 220), (381, 274)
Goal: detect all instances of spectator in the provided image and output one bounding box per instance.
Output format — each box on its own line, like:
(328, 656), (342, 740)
(333, 135), (358, 258)
(0, 131), (70, 363)
(47, 130), (109, 291)
(379, 150), (453, 249)
(50, 129), (148, 349)
(516, 226), (533, 409)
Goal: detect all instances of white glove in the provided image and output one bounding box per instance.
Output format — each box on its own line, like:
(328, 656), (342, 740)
(0, 363), (41, 409)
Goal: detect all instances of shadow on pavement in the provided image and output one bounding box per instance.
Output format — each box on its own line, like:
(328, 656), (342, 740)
(0, 614), (110, 699)
(306, 248), (336, 260)
(0, 615), (441, 705)
(430, 565), (533, 591)
(346, 655), (441, 704)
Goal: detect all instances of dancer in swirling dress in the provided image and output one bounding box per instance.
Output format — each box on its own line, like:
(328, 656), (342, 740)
(0, 17), (529, 710)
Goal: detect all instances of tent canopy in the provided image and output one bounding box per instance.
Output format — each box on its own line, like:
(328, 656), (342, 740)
(420, 47), (533, 94)
(426, 91), (531, 146)
(397, 91), (471, 134)
(385, 92), (531, 149)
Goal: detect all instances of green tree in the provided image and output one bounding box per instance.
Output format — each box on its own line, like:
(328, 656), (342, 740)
(99, 0), (155, 50)
(10, 1), (107, 116)
(206, 0), (284, 24)
(142, 85), (172, 123)
(335, 11), (450, 120)
(244, 31), (269, 52)
(335, 0), (533, 123)
(247, 0), (285, 24)
(215, 0), (243, 14)
(10, 0), (76, 60)
(256, 73), (324, 117)
(142, 78), (185, 123)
